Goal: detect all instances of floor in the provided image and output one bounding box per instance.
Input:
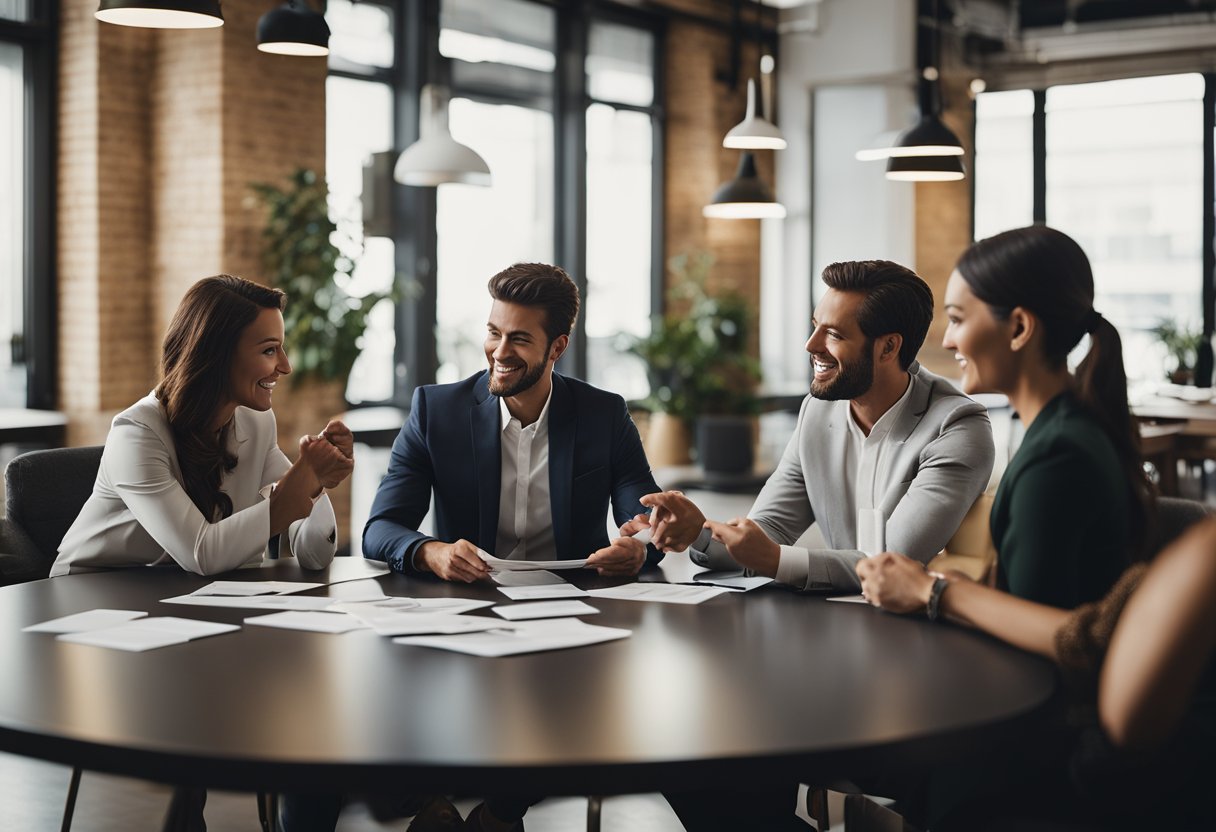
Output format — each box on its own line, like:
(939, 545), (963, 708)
(0, 752), (859, 830)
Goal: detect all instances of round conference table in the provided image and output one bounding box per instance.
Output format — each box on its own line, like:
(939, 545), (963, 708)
(0, 556), (1057, 796)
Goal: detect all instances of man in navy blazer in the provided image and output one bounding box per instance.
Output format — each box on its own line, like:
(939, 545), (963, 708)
(362, 262), (666, 583)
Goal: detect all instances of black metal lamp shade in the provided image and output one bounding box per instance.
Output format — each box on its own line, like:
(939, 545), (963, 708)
(257, 1), (330, 56)
(890, 113), (964, 157)
(885, 153), (966, 182)
(95, 0), (224, 28)
(703, 152), (786, 219)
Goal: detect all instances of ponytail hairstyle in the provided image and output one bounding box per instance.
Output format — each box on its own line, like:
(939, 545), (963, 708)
(956, 225), (1154, 558)
(155, 275), (286, 522)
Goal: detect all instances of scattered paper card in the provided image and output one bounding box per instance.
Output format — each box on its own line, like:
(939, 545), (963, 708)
(496, 584), (589, 601)
(692, 571), (773, 591)
(588, 583), (730, 605)
(24, 609), (148, 634)
(57, 617), (238, 652)
(324, 579), (387, 603)
(191, 580), (322, 597)
(163, 593), (339, 612)
(491, 570), (567, 587)
(245, 611), (368, 634)
(329, 605), (503, 636)
(394, 618), (630, 657)
(477, 549), (589, 572)
(826, 595), (870, 604)
(492, 600), (598, 621)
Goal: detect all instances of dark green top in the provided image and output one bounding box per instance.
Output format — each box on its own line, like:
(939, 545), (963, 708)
(991, 392), (1132, 608)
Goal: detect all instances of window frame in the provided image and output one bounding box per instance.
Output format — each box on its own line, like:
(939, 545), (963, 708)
(1, 3), (56, 410)
(326, 0), (664, 407)
(972, 73), (1216, 382)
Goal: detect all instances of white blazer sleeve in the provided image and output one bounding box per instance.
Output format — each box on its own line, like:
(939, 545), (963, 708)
(261, 441), (337, 570)
(107, 421), (272, 575)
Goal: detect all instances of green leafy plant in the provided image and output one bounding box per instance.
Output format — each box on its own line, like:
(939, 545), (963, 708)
(1151, 318), (1203, 381)
(623, 252), (762, 428)
(251, 168), (394, 389)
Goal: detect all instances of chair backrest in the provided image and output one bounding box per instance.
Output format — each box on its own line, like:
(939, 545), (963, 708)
(1149, 496), (1210, 557)
(928, 490), (997, 581)
(4, 446), (104, 574)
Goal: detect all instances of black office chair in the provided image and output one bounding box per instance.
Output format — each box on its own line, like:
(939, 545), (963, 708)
(3, 445), (104, 580)
(1149, 496), (1210, 556)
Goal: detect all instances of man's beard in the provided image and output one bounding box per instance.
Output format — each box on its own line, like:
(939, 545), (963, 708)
(488, 358), (547, 398)
(810, 344), (875, 401)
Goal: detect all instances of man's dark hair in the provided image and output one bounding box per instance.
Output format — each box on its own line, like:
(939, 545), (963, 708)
(487, 263), (580, 345)
(820, 260), (933, 370)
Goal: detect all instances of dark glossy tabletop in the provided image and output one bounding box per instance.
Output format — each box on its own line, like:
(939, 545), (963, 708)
(0, 557), (1057, 794)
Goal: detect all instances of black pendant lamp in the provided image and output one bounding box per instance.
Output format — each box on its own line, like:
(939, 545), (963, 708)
(703, 152), (786, 220)
(257, 0), (330, 56)
(96, 1), (223, 28)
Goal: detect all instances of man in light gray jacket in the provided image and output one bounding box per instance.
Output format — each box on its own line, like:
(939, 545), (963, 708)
(639, 259), (995, 594)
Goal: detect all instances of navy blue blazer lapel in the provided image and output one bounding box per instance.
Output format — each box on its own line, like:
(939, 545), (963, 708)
(548, 374), (575, 559)
(471, 372), (501, 553)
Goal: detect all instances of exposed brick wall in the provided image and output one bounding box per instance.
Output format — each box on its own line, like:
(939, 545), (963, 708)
(57, 0), (346, 541)
(663, 12), (769, 359)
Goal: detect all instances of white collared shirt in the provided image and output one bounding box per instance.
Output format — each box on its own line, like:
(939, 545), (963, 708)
(774, 376), (915, 585)
(494, 389), (557, 561)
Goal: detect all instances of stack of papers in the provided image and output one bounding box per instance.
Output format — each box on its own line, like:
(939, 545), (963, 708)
(191, 580), (323, 596)
(476, 549), (589, 572)
(245, 611), (369, 634)
(688, 571), (773, 592)
(395, 617), (630, 657)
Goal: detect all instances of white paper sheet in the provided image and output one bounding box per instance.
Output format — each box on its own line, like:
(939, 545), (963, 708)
(57, 617), (239, 651)
(323, 579), (387, 603)
(491, 570), (567, 587)
(244, 611), (368, 634)
(333, 597), (493, 614)
(491, 600), (599, 620)
(587, 583), (731, 605)
(826, 594), (870, 604)
(162, 593), (340, 612)
(496, 584), (589, 601)
(476, 548), (588, 572)
(394, 618), (630, 657)
(23, 609), (148, 634)
(191, 580), (323, 597)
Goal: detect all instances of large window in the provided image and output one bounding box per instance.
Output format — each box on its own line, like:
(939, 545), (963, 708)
(0, 3), (53, 409)
(974, 74), (1206, 383)
(325, 0), (662, 406)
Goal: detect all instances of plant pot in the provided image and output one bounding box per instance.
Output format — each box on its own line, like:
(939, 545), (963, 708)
(696, 414), (754, 478)
(645, 411), (693, 467)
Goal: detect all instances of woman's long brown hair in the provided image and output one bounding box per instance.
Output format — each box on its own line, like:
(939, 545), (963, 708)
(154, 275), (285, 522)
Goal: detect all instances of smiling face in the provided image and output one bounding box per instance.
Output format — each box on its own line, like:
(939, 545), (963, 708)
(227, 307), (290, 412)
(805, 288), (876, 401)
(942, 270), (1017, 395)
(484, 300), (565, 398)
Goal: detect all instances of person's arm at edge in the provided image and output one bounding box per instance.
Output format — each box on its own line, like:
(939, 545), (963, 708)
(261, 435), (336, 570)
(1099, 517), (1216, 750)
(361, 387), (437, 574)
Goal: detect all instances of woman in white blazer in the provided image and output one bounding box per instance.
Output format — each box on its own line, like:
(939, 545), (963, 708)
(52, 274), (353, 577)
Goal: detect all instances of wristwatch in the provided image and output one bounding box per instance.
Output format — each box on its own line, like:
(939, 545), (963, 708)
(925, 572), (950, 622)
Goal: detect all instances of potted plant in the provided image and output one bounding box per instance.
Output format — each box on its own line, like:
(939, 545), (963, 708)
(625, 252), (761, 475)
(250, 168), (394, 392)
(1150, 319), (1203, 385)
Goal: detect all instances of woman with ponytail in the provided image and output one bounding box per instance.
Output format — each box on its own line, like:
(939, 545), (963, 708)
(52, 275), (353, 576)
(854, 227), (1211, 829)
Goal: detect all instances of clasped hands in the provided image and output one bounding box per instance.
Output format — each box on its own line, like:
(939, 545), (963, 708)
(421, 535), (648, 583)
(298, 419), (355, 489)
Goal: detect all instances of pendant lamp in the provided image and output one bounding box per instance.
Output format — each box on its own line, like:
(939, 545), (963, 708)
(257, 1), (330, 57)
(394, 85), (491, 188)
(703, 152), (786, 220)
(723, 78), (786, 150)
(95, 1), (224, 29)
